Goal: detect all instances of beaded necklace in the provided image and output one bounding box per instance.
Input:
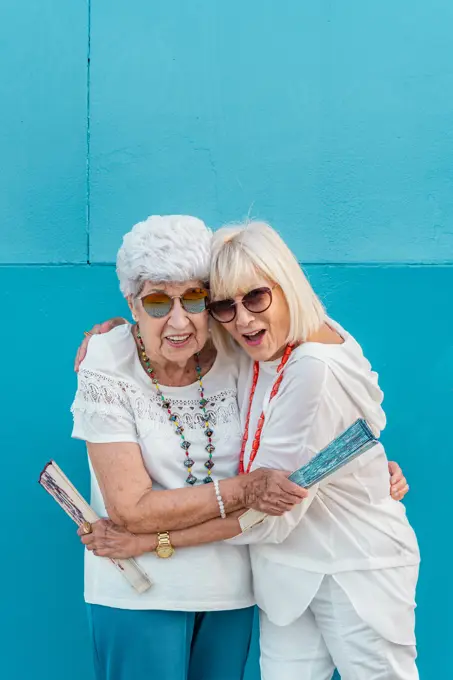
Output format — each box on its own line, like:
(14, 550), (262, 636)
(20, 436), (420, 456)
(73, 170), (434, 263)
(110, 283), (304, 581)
(136, 325), (215, 485)
(239, 344), (294, 475)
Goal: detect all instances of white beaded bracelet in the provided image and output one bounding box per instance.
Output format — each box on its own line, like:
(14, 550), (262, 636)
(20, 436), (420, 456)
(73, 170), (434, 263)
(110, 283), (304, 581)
(213, 479), (226, 519)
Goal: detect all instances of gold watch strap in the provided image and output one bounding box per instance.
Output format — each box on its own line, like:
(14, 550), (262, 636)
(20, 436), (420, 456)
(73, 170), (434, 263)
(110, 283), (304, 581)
(156, 531), (174, 558)
(158, 531), (171, 546)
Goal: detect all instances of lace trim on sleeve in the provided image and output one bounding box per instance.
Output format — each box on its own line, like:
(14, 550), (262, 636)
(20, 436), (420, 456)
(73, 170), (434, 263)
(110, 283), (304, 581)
(71, 369), (135, 422)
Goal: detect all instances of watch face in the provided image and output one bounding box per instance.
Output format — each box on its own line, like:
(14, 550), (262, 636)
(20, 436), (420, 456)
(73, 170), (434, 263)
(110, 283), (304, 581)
(158, 545), (174, 559)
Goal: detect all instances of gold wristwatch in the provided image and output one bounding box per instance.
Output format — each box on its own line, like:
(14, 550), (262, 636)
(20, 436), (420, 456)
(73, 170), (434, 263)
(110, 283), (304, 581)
(155, 531), (175, 558)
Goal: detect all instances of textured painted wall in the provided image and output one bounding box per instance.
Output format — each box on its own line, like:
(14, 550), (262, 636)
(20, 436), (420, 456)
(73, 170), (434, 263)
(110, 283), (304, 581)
(0, 3), (87, 263)
(90, 1), (453, 263)
(1, 2), (452, 679)
(1, 266), (452, 679)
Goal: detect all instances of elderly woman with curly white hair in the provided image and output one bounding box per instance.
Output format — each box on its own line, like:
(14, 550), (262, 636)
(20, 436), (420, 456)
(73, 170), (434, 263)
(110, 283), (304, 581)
(75, 216), (412, 680)
(71, 215), (311, 680)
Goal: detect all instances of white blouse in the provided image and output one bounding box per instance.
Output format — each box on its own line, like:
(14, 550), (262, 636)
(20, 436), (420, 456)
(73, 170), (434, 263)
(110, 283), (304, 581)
(228, 319), (420, 644)
(71, 325), (254, 612)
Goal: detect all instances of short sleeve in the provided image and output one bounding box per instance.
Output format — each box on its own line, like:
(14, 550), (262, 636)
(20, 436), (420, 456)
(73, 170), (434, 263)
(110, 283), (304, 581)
(71, 367), (139, 444)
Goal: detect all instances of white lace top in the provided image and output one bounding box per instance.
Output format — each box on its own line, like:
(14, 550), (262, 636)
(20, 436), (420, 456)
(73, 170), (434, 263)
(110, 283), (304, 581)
(71, 325), (254, 611)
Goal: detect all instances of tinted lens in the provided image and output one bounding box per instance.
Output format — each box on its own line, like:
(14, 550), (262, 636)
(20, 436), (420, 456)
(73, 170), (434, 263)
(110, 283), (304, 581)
(181, 288), (209, 314)
(208, 298), (236, 323)
(141, 293), (172, 318)
(243, 287), (272, 313)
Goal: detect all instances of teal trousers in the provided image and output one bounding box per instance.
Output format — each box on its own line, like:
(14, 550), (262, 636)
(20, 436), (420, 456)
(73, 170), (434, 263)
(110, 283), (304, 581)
(87, 604), (255, 680)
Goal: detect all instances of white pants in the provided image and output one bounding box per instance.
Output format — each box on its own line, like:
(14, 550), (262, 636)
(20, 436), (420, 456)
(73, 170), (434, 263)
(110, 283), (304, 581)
(259, 576), (418, 680)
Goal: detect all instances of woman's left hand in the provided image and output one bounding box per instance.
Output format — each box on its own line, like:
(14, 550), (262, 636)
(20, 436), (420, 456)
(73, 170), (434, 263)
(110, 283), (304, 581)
(77, 519), (147, 559)
(388, 461), (409, 501)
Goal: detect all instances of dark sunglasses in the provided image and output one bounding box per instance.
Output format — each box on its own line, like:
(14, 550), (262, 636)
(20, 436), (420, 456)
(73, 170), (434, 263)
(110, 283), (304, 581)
(140, 287), (209, 319)
(208, 286), (275, 323)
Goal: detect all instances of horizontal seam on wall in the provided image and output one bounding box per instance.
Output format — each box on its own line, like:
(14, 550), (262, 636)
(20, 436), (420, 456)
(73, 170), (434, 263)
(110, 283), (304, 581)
(1, 262), (453, 269)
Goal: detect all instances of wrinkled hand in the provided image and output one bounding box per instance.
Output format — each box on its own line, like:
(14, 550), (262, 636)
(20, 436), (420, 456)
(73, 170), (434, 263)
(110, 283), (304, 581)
(388, 461), (409, 500)
(243, 468), (308, 515)
(77, 519), (145, 559)
(74, 318), (128, 372)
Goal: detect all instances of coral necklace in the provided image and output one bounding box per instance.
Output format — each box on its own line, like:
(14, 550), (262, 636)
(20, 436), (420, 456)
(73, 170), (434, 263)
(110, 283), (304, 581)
(239, 344), (295, 475)
(136, 325), (215, 485)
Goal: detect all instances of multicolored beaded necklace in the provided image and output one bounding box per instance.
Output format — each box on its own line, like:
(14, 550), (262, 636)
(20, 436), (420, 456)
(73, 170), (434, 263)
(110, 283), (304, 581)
(136, 325), (215, 485)
(239, 343), (295, 475)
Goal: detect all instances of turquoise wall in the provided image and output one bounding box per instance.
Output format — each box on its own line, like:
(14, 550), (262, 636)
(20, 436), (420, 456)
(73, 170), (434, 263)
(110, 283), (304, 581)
(1, 2), (452, 678)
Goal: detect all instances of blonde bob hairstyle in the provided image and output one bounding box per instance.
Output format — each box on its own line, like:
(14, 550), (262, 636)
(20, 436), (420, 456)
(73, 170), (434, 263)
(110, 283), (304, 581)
(209, 221), (326, 354)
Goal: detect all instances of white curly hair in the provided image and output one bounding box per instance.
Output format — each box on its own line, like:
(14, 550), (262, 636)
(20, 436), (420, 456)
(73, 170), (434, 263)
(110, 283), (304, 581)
(116, 215), (213, 297)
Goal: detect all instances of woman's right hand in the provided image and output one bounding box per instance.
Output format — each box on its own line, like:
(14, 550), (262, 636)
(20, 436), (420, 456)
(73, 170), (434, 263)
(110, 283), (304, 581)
(243, 468), (308, 515)
(74, 318), (128, 372)
(77, 519), (151, 559)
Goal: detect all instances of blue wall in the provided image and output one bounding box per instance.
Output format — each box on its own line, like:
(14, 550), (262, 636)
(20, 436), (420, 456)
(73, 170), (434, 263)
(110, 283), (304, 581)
(1, 2), (452, 678)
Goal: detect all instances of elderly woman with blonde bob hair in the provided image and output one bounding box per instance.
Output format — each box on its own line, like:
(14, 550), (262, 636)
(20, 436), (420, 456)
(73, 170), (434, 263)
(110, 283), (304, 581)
(76, 217), (414, 680)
